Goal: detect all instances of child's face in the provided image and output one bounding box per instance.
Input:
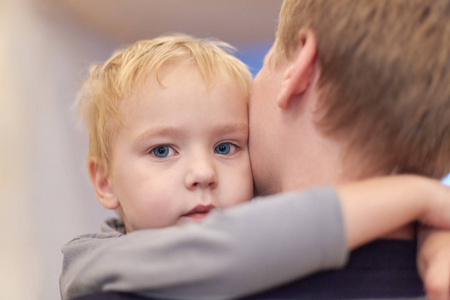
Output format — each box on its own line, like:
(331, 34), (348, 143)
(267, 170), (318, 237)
(108, 64), (253, 232)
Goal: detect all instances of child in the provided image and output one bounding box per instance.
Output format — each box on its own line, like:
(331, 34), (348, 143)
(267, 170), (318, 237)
(61, 35), (450, 299)
(83, 35), (253, 232)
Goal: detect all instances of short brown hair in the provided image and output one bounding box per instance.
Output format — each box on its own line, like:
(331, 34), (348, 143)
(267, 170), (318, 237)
(277, 0), (450, 178)
(77, 35), (252, 177)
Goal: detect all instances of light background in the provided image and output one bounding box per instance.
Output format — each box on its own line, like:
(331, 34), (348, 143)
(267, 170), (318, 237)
(443, 174), (450, 186)
(1, 1), (448, 299)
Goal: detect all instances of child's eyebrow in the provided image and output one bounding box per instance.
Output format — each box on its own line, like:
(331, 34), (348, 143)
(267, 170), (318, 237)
(133, 126), (182, 145)
(211, 122), (249, 136)
(133, 122), (248, 145)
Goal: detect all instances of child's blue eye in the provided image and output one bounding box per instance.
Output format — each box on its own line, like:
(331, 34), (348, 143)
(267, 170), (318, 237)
(215, 143), (231, 155)
(153, 145), (172, 158)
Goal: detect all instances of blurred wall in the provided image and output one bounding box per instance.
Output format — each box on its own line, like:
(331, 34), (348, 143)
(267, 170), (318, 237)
(1, 1), (120, 299)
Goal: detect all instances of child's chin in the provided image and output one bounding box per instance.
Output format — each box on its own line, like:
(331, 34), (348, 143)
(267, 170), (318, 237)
(177, 212), (210, 225)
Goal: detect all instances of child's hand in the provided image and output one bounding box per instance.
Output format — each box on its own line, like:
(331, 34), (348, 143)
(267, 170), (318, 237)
(418, 228), (450, 300)
(418, 182), (450, 229)
(339, 176), (450, 249)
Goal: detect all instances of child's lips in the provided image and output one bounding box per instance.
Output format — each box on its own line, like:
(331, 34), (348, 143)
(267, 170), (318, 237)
(184, 212), (210, 221)
(182, 204), (215, 221)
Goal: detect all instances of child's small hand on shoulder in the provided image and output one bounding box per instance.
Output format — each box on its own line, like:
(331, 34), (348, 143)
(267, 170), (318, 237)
(418, 227), (450, 300)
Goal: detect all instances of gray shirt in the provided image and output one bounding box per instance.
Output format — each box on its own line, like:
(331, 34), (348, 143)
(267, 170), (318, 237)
(60, 187), (347, 300)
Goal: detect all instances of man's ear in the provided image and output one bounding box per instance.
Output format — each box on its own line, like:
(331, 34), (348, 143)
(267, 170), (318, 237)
(88, 159), (120, 210)
(277, 29), (318, 109)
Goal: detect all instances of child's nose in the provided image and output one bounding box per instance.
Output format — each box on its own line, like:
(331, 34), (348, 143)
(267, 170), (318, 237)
(185, 158), (217, 190)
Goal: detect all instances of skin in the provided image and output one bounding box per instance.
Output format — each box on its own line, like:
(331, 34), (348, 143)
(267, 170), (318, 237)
(250, 33), (351, 195)
(90, 62), (253, 232)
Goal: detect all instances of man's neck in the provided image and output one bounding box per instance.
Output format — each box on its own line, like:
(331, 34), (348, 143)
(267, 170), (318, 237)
(289, 139), (417, 241)
(278, 118), (418, 241)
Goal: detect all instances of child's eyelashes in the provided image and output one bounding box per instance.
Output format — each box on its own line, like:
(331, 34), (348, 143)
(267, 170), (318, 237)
(214, 142), (240, 156)
(147, 142), (241, 159)
(149, 145), (178, 158)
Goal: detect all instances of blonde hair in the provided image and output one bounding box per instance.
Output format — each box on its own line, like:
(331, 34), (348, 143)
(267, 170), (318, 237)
(277, 0), (450, 178)
(77, 35), (252, 177)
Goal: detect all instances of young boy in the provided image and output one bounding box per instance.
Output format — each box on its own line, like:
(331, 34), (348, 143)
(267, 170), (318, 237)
(61, 35), (450, 300)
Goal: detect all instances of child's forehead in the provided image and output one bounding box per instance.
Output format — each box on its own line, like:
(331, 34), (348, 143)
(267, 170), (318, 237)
(133, 61), (244, 96)
(116, 63), (249, 133)
(154, 61), (207, 85)
(122, 63), (246, 106)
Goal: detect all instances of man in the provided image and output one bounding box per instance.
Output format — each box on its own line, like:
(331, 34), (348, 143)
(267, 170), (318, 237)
(246, 0), (450, 298)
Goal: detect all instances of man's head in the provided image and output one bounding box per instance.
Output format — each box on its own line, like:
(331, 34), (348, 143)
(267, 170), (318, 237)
(250, 0), (450, 195)
(78, 35), (253, 232)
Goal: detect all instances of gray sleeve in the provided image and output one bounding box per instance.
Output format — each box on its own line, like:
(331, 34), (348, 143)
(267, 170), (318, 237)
(60, 186), (347, 300)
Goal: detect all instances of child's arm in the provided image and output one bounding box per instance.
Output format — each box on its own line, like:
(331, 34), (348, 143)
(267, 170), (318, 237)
(417, 227), (450, 300)
(338, 175), (450, 249)
(60, 175), (450, 300)
(61, 187), (346, 300)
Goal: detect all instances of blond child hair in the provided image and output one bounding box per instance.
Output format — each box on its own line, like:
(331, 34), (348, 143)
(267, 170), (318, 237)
(77, 35), (252, 177)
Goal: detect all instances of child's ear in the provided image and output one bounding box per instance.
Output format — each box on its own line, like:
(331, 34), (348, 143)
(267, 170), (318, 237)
(277, 29), (318, 109)
(88, 159), (120, 210)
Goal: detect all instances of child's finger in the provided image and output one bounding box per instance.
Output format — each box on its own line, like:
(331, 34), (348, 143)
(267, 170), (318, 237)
(424, 252), (450, 300)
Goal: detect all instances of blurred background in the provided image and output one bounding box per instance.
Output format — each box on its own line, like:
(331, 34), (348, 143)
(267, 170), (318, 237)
(0, 0), (281, 299)
(1, 1), (450, 299)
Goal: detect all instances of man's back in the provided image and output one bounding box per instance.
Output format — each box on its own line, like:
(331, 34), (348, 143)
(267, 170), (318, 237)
(243, 240), (424, 299)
